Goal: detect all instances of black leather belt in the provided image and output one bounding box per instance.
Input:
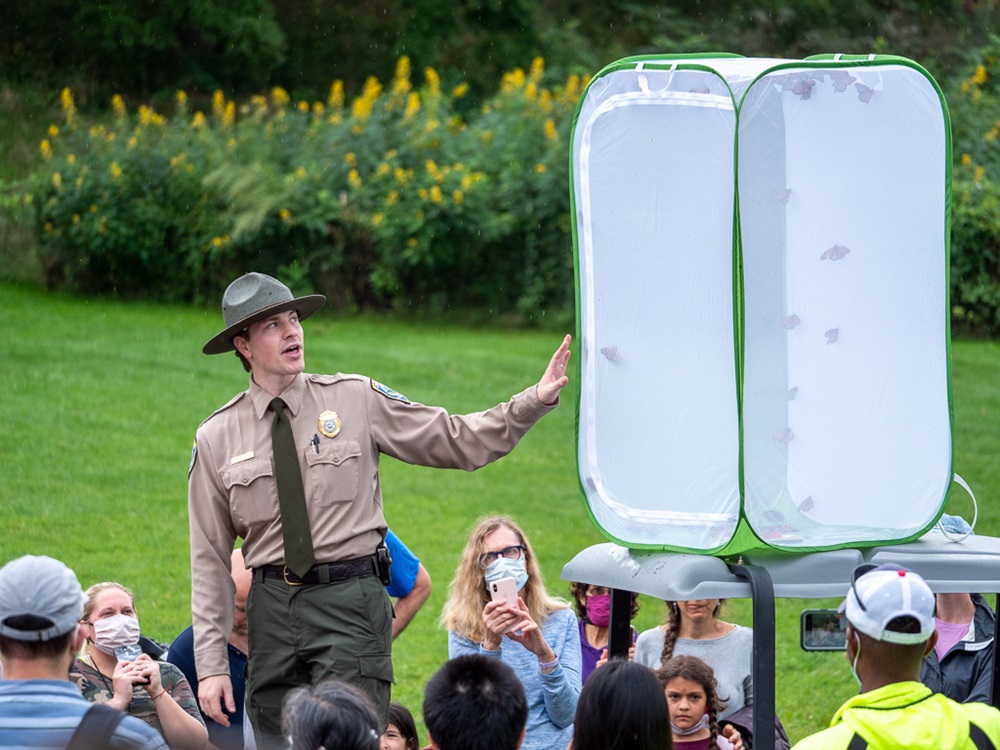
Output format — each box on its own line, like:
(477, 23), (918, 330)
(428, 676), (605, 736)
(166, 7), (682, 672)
(258, 556), (376, 586)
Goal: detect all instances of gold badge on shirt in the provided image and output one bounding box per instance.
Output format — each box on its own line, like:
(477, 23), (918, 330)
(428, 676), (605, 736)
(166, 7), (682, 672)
(318, 410), (342, 439)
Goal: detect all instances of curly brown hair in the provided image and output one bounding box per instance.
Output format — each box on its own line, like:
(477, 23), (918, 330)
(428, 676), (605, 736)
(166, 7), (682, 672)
(569, 582), (640, 621)
(657, 655), (723, 750)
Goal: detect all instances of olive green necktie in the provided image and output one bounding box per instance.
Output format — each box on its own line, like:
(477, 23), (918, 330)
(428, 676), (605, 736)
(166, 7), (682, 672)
(269, 397), (315, 578)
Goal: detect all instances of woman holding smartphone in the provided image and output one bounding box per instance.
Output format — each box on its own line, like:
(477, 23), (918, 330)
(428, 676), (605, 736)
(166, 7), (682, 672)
(443, 516), (581, 750)
(69, 582), (208, 750)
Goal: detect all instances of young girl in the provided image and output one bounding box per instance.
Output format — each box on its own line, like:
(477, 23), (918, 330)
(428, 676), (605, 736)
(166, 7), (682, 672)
(658, 655), (741, 750)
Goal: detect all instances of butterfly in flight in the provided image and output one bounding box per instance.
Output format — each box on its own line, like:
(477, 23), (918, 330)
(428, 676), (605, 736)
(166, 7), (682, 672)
(829, 70), (857, 93)
(782, 314), (801, 330)
(856, 83), (875, 103)
(820, 244), (850, 261)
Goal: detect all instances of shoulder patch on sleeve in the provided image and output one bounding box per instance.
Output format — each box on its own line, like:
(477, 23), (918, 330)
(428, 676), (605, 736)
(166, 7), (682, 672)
(371, 379), (409, 403)
(188, 439), (198, 476)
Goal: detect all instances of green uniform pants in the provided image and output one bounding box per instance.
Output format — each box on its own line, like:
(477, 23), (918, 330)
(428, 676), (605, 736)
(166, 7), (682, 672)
(245, 572), (393, 750)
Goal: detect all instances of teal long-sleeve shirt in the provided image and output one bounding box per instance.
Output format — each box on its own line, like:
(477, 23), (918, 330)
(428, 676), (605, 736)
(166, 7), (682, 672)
(448, 606), (582, 750)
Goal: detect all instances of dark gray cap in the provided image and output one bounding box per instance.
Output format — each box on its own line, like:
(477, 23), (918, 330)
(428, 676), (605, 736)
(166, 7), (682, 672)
(0, 555), (87, 641)
(203, 272), (326, 354)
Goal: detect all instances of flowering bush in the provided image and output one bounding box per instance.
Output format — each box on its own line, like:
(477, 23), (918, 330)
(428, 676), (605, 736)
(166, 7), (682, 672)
(7, 58), (586, 322)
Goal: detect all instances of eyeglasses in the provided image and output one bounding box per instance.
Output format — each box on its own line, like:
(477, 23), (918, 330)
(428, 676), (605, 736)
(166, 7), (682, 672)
(478, 544), (526, 569)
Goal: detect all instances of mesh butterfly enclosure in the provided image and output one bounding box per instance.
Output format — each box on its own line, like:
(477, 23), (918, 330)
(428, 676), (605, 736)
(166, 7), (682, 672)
(571, 54), (952, 555)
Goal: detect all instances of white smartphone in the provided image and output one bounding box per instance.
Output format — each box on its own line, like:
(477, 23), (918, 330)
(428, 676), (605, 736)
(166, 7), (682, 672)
(489, 577), (519, 608)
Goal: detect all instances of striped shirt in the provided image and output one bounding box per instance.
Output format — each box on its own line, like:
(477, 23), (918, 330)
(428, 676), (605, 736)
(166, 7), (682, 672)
(0, 679), (168, 749)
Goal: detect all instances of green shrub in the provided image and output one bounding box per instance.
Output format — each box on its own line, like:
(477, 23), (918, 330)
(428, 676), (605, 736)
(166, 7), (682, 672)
(4, 59), (584, 320)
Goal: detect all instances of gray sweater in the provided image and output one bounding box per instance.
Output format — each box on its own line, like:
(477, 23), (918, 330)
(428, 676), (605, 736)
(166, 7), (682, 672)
(634, 624), (753, 720)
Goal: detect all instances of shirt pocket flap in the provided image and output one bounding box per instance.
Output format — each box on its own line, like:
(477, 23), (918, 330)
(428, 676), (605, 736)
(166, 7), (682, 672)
(358, 652), (394, 684)
(306, 439), (362, 468)
(221, 456), (273, 489)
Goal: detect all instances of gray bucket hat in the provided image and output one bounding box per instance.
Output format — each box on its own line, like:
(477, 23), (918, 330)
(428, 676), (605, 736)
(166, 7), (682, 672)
(203, 272), (326, 354)
(0, 555), (87, 641)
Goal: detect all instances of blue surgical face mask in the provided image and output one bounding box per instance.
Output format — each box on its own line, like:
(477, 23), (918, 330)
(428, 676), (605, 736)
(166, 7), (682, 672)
(484, 556), (529, 592)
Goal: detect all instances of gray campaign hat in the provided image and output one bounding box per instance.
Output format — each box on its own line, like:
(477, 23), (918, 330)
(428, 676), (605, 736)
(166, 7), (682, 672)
(0, 555), (87, 641)
(203, 272), (326, 355)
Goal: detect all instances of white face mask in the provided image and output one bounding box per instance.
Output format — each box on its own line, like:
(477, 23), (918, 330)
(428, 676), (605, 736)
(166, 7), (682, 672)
(91, 614), (141, 655)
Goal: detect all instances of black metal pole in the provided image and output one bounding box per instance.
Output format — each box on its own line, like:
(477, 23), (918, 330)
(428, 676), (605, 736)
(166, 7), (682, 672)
(609, 588), (633, 659)
(729, 562), (776, 750)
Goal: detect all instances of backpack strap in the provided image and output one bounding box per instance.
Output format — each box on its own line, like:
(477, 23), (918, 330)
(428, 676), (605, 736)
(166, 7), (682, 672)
(846, 721), (995, 750)
(66, 703), (125, 750)
(970, 721), (996, 750)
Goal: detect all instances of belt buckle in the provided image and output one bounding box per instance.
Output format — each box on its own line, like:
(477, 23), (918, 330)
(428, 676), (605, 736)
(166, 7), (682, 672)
(282, 566), (304, 586)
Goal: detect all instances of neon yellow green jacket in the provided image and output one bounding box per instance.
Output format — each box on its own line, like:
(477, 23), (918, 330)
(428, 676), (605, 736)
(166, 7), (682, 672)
(792, 681), (1000, 750)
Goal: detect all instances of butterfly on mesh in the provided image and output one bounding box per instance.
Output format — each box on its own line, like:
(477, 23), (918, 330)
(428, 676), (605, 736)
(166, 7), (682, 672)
(798, 496), (815, 512)
(825, 328), (839, 344)
(773, 427), (795, 444)
(600, 345), (625, 363)
(856, 83), (875, 103)
(787, 386), (798, 401)
(782, 314), (801, 330)
(783, 76), (816, 100)
(775, 188), (792, 204)
(820, 244), (850, 261)
(689, 85), (711, 94)
(829, 70), (857, 93)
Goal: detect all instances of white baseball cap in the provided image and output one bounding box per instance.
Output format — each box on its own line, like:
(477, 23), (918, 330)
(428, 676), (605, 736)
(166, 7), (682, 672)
(840, 564), (935, 645)
(0, 555), (87, 641)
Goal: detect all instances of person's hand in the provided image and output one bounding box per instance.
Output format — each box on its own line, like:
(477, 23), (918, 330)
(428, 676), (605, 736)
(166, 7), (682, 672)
(482, 599), (532, 650)
(109, 660), (141, 711)
(503, 597), (551, 662)
(594, 644), (636, 671)
(536, 335), (571, 406)
(132, 654), (162, 696)
(722, 724), (744, 750)
(198, 674), (235, 727)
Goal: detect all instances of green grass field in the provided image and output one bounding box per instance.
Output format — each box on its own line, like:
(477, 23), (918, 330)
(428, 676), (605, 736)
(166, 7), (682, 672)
(2, 279), (998, 742)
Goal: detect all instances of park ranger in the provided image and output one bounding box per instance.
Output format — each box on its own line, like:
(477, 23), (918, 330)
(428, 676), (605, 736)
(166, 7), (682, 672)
(188, 272), (570, 750)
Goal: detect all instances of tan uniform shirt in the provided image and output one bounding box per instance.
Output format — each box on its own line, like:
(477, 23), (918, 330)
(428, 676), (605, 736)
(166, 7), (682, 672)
(188, 372), (555, 678)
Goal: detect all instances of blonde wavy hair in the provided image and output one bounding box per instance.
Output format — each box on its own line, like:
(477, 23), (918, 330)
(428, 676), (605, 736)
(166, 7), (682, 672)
(442, 515), (568, 642)
(79, 581), (136, 656)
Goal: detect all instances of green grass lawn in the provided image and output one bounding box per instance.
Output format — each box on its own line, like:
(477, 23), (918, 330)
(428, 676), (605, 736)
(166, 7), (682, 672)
(1, 280), (998, 742)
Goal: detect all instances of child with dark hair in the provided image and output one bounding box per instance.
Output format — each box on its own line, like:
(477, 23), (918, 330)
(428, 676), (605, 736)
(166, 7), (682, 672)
(658, 656), (742, 750)
(381, 701), (419, 750)
(570, 660), (672, 750)
(281, 680), (380, 750)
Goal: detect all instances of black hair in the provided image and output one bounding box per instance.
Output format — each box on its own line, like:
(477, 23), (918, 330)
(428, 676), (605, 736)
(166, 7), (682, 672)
(282, 680), (380, 750)
(569, 582), (640, 621)
(423, 655), (527, 750)
(573, 660), (673, 750)
(386, 701), (419, 750)
(0, 615), (74, 660)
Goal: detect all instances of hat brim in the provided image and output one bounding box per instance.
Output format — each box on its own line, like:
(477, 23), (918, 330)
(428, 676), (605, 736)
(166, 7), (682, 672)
(202, 294), (326, 354)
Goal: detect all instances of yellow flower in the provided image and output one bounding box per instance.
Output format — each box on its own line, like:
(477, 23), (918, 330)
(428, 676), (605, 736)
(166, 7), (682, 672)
(407, 237), (418, 248)
(212, 90), (225, 119)
(425, 159), (438, 176)
(973, 64), (988, 86)
(297, 100), (309, 113)
(372, 212), (383, 226)
(425, 67), (441, 97)
(211, 236), (225, 248)
(386, 190), (400, 206)
(394, 167), (409, 184)
(328, 80), (344, 109)
(961, 153), (972, 167)
(461, 174), (472, 191)
(223, 102), (236, 127)
(48, 125), (59, 137)
(348, 169), (362, 189)
(176, 90), (188, 106)
(313, 101), (324, 114)
(352, 76), (383, 120)
(67, 154), (75, 165)
(501, 68), (526, 93)
(272, 87), (291, 107)
(544, 119), (557, 141)
(453, 82), (469, 98)
(535, 163), (547, 174)
(51, 172), (62, 188)
(385, 149), (398, 160)
(279, 208), (291, 222)
(72, 214), (80, 224)
(170, 154), (185, 168)
(393, 56), (412, 97)
(44, 222), (53, 233)
(376, 162), (390, 176)
(40, 139), (52, 159)
(418, 188), (428, 200)
(344, 152), (357, 167)
(89, 124), (106, 138)
(529, 57), (545, 81)
(90, 204), (98, 213)
(127, 136), (138, 149)
(112, 94), (126, 118)
(404, 92), (420, 119)
(138, 105), (154, 126)
(975, 165), (985, 182)
(60, 88), (76, 122)
(110, 162), (122, 179)
(525, 82), (537, 100)
(453, 189), (464, 204)
(430, 185), (443, 204)
(295, 167), (306, 179)
(191, 112), (207, 129)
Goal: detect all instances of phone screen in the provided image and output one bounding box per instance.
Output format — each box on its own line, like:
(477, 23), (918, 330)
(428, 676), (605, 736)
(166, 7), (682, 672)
(801, 609), (848, 651)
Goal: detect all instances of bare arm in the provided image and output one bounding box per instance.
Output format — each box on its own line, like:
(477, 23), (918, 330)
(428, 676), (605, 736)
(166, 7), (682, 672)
(392, 564), (432, 640)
